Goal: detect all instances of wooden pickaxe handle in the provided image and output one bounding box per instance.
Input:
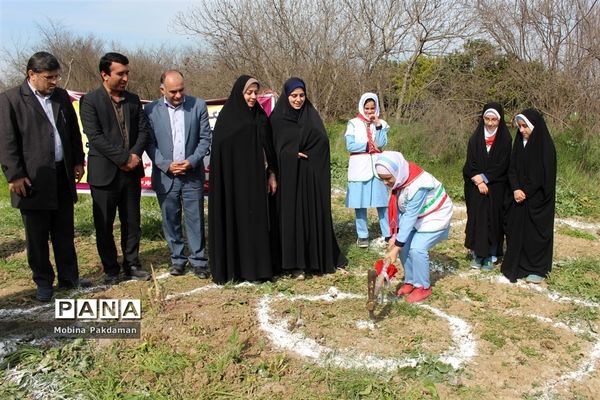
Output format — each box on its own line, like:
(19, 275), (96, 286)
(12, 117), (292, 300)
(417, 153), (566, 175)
(367, 269), (376, 320)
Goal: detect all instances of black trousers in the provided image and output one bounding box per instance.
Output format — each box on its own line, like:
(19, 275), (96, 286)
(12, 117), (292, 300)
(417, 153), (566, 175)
(90, 171), (141, 275)
(20, 162), (79, 289)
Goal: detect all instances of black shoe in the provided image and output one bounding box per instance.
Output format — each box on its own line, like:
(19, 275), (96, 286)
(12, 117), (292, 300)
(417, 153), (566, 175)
(36, 286), (54, 302)
(193, 268), (210, 279)
(58, 278), (93, 290)
(104, 273), (120, 285)
(125, 266), (151, 281)
(169, 264), (185, 276)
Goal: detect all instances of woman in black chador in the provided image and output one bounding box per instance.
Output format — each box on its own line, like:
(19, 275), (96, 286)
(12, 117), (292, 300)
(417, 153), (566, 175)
(463, 102), (512, 271)
(208, 75), (279, 284)
(270, 77), (347, 279)
(501, 108), (556, 284)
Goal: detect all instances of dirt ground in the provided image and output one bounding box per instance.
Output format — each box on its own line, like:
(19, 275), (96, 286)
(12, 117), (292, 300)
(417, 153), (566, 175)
(1, 207), (599, 399)
(95, 267), (600, 399)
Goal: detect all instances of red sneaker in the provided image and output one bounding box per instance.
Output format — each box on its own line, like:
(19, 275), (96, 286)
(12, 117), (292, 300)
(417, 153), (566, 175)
(406, 287), (432, 303)
(397, 283), (414, 296)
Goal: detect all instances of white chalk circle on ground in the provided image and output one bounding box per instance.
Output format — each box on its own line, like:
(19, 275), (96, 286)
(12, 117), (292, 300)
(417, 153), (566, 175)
(458, 271), (600, 397)
(256, 289), (477, 371)
(2, 267), (600, 398)
(256, 279), (600, 397)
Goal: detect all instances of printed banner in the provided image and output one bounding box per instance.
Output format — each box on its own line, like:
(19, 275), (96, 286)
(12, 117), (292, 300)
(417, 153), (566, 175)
(67, 91), (276, 196)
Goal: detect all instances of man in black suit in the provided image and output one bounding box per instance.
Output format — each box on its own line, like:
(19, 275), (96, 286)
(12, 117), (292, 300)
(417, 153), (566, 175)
(0, 51), (88, 301)
(80, 52), (151, 284)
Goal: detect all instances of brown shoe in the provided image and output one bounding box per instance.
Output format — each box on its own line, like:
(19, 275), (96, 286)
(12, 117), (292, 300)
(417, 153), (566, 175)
(169, 265), (185, 276)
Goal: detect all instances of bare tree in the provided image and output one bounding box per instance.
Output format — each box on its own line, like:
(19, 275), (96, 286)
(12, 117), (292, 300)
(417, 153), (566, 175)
(475, 0), (600, 121)
(0, 21), (193, 100)
(0, 21), (104, 91)
(175, 0), (476, 119)
(175, 0), (361, 116)
(341, 0), (411, 107)
(34, 21), (105, 91)
(476, 0), (597, 68)
(394, 0), (474, 118)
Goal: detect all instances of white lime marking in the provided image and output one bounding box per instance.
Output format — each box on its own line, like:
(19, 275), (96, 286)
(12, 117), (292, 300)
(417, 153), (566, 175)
(257, 289), (476, 371)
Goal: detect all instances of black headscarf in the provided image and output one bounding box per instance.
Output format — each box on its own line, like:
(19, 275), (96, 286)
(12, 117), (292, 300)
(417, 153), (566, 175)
(269, 77), (347, 273)
(283, 77), (305, 120)
(463, 102), (512, 258)
(271, 77), (323, 152)
(211, 75), (277, 171)
(501, 108), (557, 282)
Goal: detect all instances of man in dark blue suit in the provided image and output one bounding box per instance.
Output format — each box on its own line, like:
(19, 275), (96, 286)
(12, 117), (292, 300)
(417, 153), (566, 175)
(145, 70), (212, 277)
(80, 53), (151, 284)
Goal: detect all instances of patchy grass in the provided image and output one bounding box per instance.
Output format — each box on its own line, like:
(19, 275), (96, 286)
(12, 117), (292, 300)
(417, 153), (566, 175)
(0, 331), (461, 399)
(478, 312), (559, 351)
(557, 225), (598, 241)
(0, 339), (94, 399)
(548, 258), (600, 302)
(556, 305), (598, 326)
(0, 257), (30, 279)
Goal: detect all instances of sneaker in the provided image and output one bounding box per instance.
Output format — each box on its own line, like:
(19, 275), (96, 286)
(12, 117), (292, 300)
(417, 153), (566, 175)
(292, 270), (305, 280)
(525, 274), (544, 284)
(371, 237), (388, 248)
(124, 266), (151, 281)
(36, 286), (53, 302)
(406, 287), (432, 303)
(481, 259), (494, 271)
(357, 238), (369, 248)
(193, 267), (210, 279)
(169, 264), (185, 276)
(470, 256), (482, 269)
(397, 283), (414, 296)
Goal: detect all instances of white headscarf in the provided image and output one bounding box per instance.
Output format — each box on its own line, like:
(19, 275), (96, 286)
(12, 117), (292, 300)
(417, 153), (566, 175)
(483, 108), (500, 137)
(515, 113), (535, 146)
(374, 151), (409, 190)
(515, 114), (535, 132)
(483, 108), (501, 120)
(358, 92), (380, 121)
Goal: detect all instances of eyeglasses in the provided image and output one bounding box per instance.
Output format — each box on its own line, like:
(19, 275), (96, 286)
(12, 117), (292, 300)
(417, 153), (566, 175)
(38, 73), (62, 82)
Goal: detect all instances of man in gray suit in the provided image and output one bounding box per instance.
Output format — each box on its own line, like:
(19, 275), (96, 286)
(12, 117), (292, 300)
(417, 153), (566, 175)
(0, 51), (88, 301)
(145, 70), (212, 277)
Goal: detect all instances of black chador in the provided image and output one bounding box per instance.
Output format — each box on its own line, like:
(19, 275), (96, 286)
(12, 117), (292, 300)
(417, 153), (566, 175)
(208, 75), (279, 284)
(270, 77), (347, 275)
(463, 102), (512, 261)
(501, 109), (556, 282)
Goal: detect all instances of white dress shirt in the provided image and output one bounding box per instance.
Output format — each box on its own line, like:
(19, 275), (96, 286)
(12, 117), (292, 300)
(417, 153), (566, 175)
(165, 97), (186, 162)
(28, 80), (63, 162)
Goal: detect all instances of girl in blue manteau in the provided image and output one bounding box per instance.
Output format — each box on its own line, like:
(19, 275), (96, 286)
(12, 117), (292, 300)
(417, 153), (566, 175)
(376, 151), (453, 303)
(345, 93), (390, 248)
